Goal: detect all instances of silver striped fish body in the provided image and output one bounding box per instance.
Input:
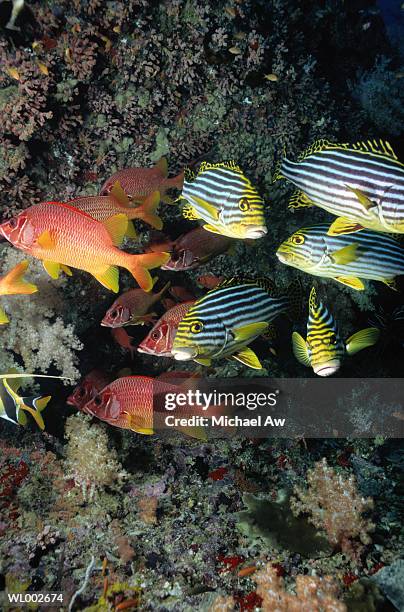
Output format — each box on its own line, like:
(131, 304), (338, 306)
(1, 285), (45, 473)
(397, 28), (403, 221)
(172, 279), (290, 362)
(278, 140), (404, 233)
(181, 161), (267, 239)
(305, 288), (345, 375)
(277, 223), (404, 289)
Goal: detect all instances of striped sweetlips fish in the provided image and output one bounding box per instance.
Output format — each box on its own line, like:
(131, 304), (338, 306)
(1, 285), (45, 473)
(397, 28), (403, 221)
(292, 287), (380, 376)
(276, 223), (404, 291)
(273, 139), (404, 235)
(179, 161), (268, 239)
(172, 277), (301, 369)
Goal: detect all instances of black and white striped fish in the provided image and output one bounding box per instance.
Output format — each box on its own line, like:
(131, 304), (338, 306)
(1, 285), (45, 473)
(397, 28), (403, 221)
(276, 223), (404, 290)
(172, 277), (301, 369)
(273, 139), (404, 235)
(179, 161), (267, 239)
(292, 287), (379, 376)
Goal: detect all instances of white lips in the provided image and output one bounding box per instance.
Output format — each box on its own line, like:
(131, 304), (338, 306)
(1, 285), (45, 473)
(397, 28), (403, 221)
(172, 349), (196, 361)
(245, 226), (268, 239)
(314, 362), (340, 377)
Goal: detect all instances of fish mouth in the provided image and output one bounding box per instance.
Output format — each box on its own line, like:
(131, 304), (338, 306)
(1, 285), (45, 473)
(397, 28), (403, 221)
(313, 361), (340, 377)
(172, 347), (198, 361)
(244, 226), (267, 239)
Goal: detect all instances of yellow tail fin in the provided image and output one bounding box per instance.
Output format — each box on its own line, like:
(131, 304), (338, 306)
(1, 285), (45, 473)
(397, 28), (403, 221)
(0, 260), (38, 295)
(126, 252), (170, 292)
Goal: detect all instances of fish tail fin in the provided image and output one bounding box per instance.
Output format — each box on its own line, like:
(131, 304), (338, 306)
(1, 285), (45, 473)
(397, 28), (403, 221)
(129, 191), (163, 230)
(0, 306), (9, 324)
(126, 252), (170, 292)
(286, 279), (303, 321)
(2, 260), (38, 295)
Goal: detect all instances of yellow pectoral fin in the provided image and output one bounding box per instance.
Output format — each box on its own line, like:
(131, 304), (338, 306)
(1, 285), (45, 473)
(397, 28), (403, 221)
(331, 243), (359, 265)
(383, 278), (398, 291)
(191, 195), (220, 221)
(288, 190), (315, 210)
(93, 266), (119, 293)
(335, 276), (365, 290)
(232, 322), (269, 343)
(37, 230), (56, 249)
(110, 180), (130, 207)
(33, 395), (51, 412)
(0, 307), (9, 324)
(127, 413), (154, 435)
(346, 327), (380, 355)
(203, 224), (223, 235)
(232, 347), (262, 369)
(328, 217), (365, 236)
(194, 357), (212, 366)
(292, 332), (311, 367)
(345, 185), (374, 210)
(60, 264), (73, 276)
(21, 404), (45, 430)
(17, 410), (28, 426)
(43, 260), (61, 279)
(125, 220), (138, 239)
(162, 194), (175, 205)
(103, 213), (128, 247)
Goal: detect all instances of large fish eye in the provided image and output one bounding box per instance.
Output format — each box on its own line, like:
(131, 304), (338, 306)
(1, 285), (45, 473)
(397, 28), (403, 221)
(8, 218), (18, 228)
(190, 321), (204, 334)
(239, 198), (250, 212)
(111, 309), (118, 319)
(292, 234), (305, 245)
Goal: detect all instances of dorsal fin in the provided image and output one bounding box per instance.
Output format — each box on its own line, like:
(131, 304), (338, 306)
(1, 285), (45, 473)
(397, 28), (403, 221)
(350, 139), (398, 160)
(198, 160), (244, 175)
(214, 276), (276, 295)
(297, 138), (398, 162)
(297, 139), (341, 161)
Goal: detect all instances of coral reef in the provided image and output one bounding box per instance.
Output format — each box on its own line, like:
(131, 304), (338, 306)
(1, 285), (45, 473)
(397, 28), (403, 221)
(290, 458), (375, 558)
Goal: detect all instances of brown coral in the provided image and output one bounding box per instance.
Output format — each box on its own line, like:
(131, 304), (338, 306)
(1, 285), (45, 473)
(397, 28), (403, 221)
(290, 458), (374, 557)
(254, 564), (347, 612)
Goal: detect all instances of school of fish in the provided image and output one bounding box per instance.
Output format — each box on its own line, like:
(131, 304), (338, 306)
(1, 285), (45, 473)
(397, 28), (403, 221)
(1, 141), (403, 432)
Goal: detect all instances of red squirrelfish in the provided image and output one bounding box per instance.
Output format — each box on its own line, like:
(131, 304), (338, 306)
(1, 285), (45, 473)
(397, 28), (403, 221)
(66, 369), (110, 410)
(66, 189), (163, 235)
(0, 260), (38, 324)
(100, 158), (184, 205)
(0, 202), (169, 292)
(83, 375), (207, 439)
(101, 281), (170, 328)
(111, 327), (136, 359)
(162, 227), (235, 271)
(137, 301), (195, 357)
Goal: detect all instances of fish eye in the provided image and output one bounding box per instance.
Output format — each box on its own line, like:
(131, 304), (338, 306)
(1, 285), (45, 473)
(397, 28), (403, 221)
(152, 330), (161, 340)
(111, 309), (118, 319)
(292, 234), (305, 245)
(329, 334), (337, 345)
(93, 396), (102, 406)
(8, 218), (17, 228)
(190, 321), (203, 334)
(239, 197), (250, 212)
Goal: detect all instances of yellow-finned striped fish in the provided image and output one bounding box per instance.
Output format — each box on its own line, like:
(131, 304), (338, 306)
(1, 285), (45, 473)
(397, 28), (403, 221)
(273, 139), (404, 235)
(276, 223), (404, 290)
(179, 161), (268, 239)
(292, 287), (380, 376)
(172, 277), (301, 369)
(0, 377), (50, 429)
